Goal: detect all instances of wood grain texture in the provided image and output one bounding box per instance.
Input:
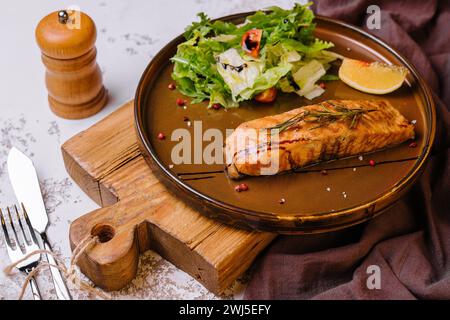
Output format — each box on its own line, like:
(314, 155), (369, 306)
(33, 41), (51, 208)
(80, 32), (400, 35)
(62, 100), (276, 293)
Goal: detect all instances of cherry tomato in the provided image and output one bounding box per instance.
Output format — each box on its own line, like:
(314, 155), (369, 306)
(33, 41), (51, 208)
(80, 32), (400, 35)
(255, 87), (277, 103)
(241, 29), (263, 58)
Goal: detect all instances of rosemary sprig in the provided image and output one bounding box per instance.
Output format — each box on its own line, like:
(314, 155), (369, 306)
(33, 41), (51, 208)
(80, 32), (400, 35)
(268, 102), (377, 133)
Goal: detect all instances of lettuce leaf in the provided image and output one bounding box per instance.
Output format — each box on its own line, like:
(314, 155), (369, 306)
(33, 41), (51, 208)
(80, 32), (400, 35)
(292, 59), (327, 100)
(216, 48), (264, 99)
(239, 63), (292, 100)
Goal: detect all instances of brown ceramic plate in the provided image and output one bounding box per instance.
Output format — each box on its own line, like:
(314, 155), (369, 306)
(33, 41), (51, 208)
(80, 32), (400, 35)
(135, 13), (435, 234)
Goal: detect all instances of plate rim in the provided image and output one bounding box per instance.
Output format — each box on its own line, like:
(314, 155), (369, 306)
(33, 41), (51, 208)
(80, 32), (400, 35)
(134, 12), (436, 233)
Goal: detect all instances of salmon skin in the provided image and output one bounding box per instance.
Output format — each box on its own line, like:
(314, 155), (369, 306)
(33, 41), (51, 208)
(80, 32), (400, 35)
(225, 100), (415, 179)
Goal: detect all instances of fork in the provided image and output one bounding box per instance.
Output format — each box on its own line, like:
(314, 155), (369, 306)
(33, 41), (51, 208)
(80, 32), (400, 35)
(0, 205), (42, 300)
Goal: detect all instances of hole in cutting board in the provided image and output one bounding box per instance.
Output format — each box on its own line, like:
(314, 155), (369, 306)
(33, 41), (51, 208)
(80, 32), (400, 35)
(91, 224), (115, 243)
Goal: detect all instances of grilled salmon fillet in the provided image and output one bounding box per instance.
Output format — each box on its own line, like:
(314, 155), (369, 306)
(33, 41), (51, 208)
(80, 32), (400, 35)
(225, 100), (415, 179)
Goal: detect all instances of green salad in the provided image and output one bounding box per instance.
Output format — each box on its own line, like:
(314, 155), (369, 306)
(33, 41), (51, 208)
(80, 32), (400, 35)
(171, 2), (341, 108)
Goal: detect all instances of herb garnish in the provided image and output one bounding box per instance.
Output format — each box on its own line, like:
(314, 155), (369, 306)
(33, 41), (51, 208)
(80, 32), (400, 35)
(268, 102), (377, 133)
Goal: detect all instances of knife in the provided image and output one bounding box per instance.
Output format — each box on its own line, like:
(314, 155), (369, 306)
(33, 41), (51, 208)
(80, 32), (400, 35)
(7, 147), (72, 300)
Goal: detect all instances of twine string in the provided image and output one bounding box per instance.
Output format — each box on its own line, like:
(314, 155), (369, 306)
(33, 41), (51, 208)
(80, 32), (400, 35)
(3, 234), (111, 300)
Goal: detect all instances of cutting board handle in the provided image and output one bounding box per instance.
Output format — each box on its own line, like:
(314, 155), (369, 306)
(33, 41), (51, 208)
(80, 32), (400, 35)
(70, 201), (141, 291)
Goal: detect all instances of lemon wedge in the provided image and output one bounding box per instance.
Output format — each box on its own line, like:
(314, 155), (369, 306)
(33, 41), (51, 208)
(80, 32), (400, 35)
(339, 58), (408, 94)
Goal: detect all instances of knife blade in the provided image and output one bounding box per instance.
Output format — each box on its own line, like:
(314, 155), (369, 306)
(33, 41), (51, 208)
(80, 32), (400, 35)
(7, 147), (72, 300)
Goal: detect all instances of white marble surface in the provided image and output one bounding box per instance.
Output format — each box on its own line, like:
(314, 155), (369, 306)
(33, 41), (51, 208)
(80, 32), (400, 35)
(0, 0), (301, 300)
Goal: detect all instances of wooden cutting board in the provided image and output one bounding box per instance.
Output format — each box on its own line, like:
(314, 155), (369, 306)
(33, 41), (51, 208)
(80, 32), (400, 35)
(62, 100), (276, 294)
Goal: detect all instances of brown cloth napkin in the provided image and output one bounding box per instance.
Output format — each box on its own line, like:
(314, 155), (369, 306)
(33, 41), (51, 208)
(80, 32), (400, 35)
(244, 0), (450, 300)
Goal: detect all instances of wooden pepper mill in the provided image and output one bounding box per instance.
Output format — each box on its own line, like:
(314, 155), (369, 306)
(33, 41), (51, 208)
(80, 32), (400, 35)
(36, 10), (107, 119)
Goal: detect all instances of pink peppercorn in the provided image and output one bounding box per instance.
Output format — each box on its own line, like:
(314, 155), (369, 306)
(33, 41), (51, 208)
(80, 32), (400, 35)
(235, 183), (249, 192)
(176, 98), (186, 106)
(239, 183), (248, 191)
(157, 132), (165, 140)
(369, 159), (376, 167)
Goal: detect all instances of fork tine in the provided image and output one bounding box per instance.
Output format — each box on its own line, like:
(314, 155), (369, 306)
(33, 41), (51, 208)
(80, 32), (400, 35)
(14, 205), (31, 245)
(6, 207), (21, 249)
(2, 206), (43, 300)
(21, 203), (39, 245)
(0, 208), (13, 248)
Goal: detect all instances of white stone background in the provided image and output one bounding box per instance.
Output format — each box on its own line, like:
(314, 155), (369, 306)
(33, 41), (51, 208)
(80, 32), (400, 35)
(0, 0), (304, 300)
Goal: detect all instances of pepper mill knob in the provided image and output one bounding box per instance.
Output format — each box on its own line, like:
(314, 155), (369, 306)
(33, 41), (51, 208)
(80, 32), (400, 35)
(36, 10), (107, 119)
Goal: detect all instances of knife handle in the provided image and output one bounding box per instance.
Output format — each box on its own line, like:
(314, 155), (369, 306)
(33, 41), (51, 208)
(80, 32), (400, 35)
(25, 269), (42, 300)
(41, 235), (72, 300)
(28, 275), (42, 300)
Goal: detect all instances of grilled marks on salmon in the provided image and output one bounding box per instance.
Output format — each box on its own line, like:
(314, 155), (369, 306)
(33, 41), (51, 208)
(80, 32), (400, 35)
(225, 100), (415, 179)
